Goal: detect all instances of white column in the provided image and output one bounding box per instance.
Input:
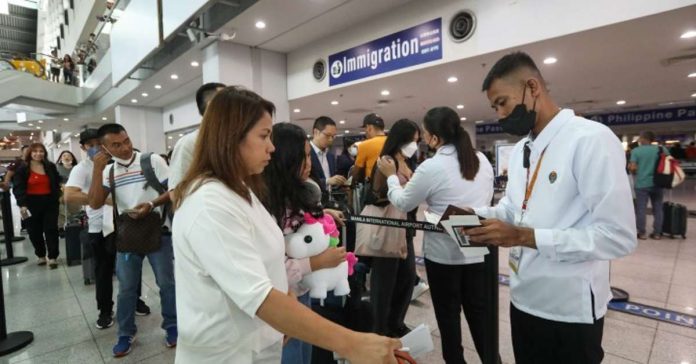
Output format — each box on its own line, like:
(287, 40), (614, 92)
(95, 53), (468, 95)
(114, 105), (165, 154)
(202, 41), (290, 123)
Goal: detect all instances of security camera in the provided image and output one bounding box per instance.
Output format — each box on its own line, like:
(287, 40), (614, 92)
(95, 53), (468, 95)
(186, 28), (199, 43)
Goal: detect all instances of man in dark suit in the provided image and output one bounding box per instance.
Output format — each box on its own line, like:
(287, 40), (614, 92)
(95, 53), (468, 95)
(310, 116), (346, 200)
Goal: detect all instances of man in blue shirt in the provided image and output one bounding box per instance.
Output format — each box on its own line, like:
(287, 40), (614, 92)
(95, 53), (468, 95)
(629, 131), (666, 240)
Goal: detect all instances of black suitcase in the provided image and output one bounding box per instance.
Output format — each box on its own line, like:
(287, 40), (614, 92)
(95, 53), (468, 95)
(65, 223), (83, 266)
(81, 229), (96, 285)
(662, 202), (687, 239)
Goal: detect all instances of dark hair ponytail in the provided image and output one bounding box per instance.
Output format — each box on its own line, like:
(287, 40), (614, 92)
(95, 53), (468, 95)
(423, 106), (479, 180)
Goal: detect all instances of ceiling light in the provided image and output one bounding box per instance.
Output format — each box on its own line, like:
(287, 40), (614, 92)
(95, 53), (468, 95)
(170, 74), (179, 80)
(63, 118), (69, 121)
(30, 132), (33, 136)
(543, 57), (557, 64)
(680, 30), (696, 39)
(688, 72), (696, 78)
(475, 120), (484, 124)
(255, 20), (266, 29)
(154, 84), (162, 89)
(360, 131), (366, 135)
(36, 126), (41, 130)
(381, 90), (390, 96)
(456, 104), (464, 109)
(28, 123), (33, 127)
(178, 133), (184, 137)
(447, 76), (458, 83)
(331, 100), (339, 105)
(460, 117), (467, 121)
(293, 108), (301, 113)
(53, 129), (57, 132)
(686, 306), (694, 311)
(141, 93), (149, 97)
(74, 134), (79, 137)
(131, 99), (138, 103)
(190, 61), (199, 67)
(691, 93), (696, 98)
(616, 100), (626, 105)
(339, 120), (345, 124)
(344, 130), (349, 134)
(168, 136), (173, 140)
(38, 120), (43, 124)
(102, 117), (107, 121)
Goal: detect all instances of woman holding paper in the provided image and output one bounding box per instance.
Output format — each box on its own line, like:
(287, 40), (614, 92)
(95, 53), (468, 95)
(377, 106), (494, 364)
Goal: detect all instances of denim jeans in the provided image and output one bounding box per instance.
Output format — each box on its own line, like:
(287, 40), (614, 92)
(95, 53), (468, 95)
(635, 187), (664, 235)
(115, 235), (176, 337)
(281, 293), (312, 364)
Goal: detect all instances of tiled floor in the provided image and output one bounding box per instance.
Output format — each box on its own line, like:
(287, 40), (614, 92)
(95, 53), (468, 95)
(1, 211), (695, 363)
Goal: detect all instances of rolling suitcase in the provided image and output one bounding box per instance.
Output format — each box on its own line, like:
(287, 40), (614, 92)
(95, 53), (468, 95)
(64, 217), (84, 266)
(662, 201), (687, 239)
(81, 229), (96, 285)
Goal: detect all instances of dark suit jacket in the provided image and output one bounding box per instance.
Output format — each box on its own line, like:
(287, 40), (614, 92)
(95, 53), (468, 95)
(12, 161), (61, 207)
(310, 146), (336, 194)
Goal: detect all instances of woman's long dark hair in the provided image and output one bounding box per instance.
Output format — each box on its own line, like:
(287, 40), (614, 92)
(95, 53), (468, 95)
(261, 122), (322, 225)
(423, 107), (479, 180)
(380, 119), (420, 170)
(56, 150), (78, 167)
(24, 143), (49, 164)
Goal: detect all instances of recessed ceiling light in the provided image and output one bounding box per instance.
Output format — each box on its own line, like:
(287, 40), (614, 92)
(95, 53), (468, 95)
(38, 120), (43, 123)
(447, 76), (458, 83)
(255, 20), (266, 29)
(339, 120), (345, 124)
(74, 134), (79, 137)
(543, 57), (557, 64)
(381, 90), (390, 96)
(344, 130), (349, 134)
(36, 126), (41, 130)
(460, 117), (467, 121)
(293, 108), (301, 113)
(28, 123), (33, 127)
(53, 129), (57, 132)
(475, 120), (484, 124)
(178, 133), (184, 137)
(190, 61), (199, 67)
(63, 118), (69, 121)
(688, 72), (696, 78)
(680, 30), (696, 39)
(102, 116), (107, 120)
(154, 84), (162, 89)
(360, 131), (366, 135)
(142, 92), (149, 97)
(30, 132), (33, 136)
(168, 136), (173, 140)
(331, 100), (339, 105)
(170, 74), (179, 80)
(131, 99), (138, 103)
(616, 100), (626, 105)
(456, 104), (464, 109)
(167, 145), (172, 149)
(691, 93), (696, 98)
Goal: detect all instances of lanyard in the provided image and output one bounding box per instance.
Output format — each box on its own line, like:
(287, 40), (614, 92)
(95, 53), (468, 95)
(522, 147), (547, 212)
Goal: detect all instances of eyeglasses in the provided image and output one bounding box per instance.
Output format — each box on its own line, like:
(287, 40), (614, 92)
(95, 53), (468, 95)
(321, 131), (337, 139)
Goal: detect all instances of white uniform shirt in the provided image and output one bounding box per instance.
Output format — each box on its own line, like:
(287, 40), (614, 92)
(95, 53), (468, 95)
(173, 180), (288, 363)
(65, 159), (105, 234)
(475, 109), (637, 324)
(386, 147), (494, 265)
(168, 129), (198, 191)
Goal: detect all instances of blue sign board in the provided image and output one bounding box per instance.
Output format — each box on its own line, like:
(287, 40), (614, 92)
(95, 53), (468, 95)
(587, 105), (696, 126)
(328, 18), (442, 86)
(476, 124), (505, 135)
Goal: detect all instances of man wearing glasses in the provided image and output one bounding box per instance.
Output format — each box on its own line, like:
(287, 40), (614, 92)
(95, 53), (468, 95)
(310, 116), (346, 199)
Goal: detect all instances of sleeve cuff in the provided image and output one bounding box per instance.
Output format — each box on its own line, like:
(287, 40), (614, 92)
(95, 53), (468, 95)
(473, 207), (491, 219)
(534, 229), (557, 260)
(386, 175), (400, 189)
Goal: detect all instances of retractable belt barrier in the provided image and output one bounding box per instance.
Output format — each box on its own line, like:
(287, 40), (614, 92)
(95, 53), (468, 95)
(345, 214), (444, 233)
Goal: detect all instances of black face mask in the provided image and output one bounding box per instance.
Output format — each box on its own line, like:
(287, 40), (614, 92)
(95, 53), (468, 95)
(498, 84), (537, 136)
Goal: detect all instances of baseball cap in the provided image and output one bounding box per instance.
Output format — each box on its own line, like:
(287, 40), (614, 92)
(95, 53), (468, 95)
(79, 128), (99, 144)
(362, 113), (385, 128)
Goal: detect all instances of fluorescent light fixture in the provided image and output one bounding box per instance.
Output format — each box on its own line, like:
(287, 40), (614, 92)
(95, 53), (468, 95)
(255, 21), (266, 29)
(680, 30), (696, 39)
(170, 74), (179, 80)
(543, 57), (557, 64)
(190, 61), (199, 67)
(447, 76), (458, 83)
(616, 100), (626, 105)
(381, 90), (390, 96)
(141, 93), (149, 97)
(293, 108), (301, 113)
(456, 104), (464, 109)
(331, 100), (339, 105)
(131, 99), (138, 103)
(154, 84), (162, 89)
(339, 120), (345, 124)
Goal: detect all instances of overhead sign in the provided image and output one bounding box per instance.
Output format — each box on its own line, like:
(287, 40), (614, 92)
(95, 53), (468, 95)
(328, 18), (442, 86)
(587, 106), (696, 126)
(476, 124), (504, 135)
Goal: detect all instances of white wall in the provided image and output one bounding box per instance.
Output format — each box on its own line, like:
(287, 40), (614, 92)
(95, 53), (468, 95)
(287, 0), (695, 99)
(115, 105), (166, 154)
(162, 96), (200, 133)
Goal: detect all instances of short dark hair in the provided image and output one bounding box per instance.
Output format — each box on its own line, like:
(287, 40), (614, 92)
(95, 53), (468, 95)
(640, 131), (655, 142)
(97, 123), (126, 139)
(196, 82), (226, 116)
(313, 116), (336, 131)
(482, 51), (542, 92)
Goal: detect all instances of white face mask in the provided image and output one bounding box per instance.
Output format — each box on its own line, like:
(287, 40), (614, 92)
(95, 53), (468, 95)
(400, 142), (418, 159)
(104, 147), (133, 165)
(348, 145), (358, 157)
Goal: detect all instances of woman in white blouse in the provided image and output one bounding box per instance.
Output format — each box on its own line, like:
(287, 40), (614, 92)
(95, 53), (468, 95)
(377, 106), (495, 364)
(172, 86), (400, 364)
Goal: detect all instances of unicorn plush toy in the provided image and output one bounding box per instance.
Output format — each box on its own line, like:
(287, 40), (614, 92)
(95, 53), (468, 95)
(285, 213), (357, 300)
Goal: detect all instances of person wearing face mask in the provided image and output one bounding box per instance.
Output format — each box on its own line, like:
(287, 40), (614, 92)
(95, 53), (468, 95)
(466, 52), (635, 364)
(56, 150), (79, 235)
(336, 138), (358, 178)
(13, 143), (62, 269)
(376, 108), (494, 364)
(360, 119), (420, 338)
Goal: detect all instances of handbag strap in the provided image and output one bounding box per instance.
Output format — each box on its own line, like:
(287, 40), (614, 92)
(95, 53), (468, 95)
(108, 165), (119, 229)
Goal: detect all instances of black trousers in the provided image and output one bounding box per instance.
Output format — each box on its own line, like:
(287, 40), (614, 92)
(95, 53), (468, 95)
(510, 303), (604, 364)
(25, 195), (60, 259)
(425, 259), (488, 364)
(370, 234), (416, 337)
(89, 233), (116, 314)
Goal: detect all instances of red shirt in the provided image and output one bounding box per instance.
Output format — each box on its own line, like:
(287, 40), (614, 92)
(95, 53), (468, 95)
(27, 171), (51, 195)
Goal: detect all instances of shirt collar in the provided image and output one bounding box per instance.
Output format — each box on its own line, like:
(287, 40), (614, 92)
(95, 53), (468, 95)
(436, 144), (456, 156)
(310, 141), (325, 155)
(527, 109), (573, 154)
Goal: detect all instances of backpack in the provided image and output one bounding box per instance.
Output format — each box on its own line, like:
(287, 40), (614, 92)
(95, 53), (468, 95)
(140, 153), (173, 222)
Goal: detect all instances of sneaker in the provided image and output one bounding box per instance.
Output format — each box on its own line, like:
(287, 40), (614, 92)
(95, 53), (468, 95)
(165, 326), (177, 348)
(37, 257), (47, 266)
(649, 233), (662, 240)
(411, 281), (430, 301)
(96, 312), (114, 329)
(112, 335), (135, 357)
(637, 234), (648, 240)
(48, 259), (58, 269)
(135, 299), (151, 316)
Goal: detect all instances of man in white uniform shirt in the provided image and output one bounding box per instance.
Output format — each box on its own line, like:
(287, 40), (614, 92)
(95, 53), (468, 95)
(168, 82), (225, 193)
(468, 52), (636, 363)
